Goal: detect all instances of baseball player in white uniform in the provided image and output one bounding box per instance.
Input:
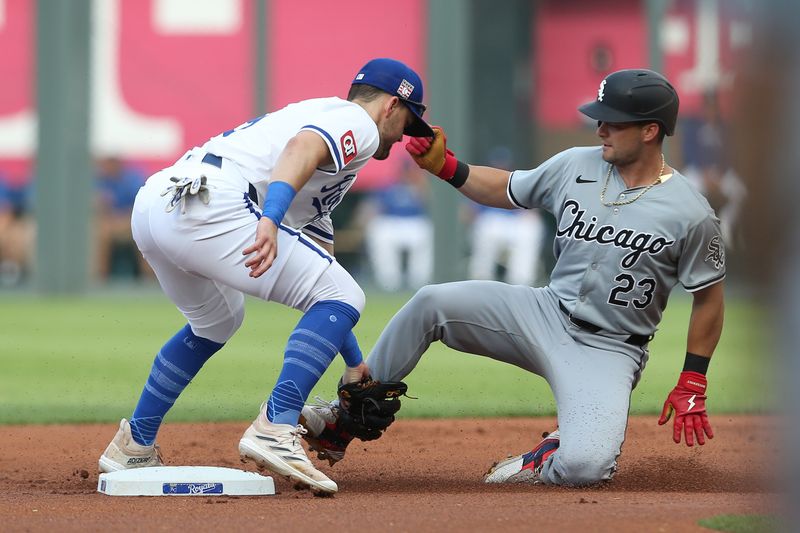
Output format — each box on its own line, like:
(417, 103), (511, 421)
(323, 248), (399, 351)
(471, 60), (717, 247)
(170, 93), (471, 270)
(300, 69), (725, 486)
(468, 146), (545, 286)
(98, 58), (434, 494)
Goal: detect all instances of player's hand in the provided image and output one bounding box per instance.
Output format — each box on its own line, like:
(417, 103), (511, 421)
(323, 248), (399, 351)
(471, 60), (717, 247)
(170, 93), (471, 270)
(658, 371), (714, 446)
(242, 217), (278, 278)
(342, 362), (371, 385)
(405, 126), (458, 179)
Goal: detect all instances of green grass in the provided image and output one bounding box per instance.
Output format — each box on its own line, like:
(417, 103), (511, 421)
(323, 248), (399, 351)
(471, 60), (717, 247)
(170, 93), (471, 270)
(0, 289), (772, 424)
(697, 514), (782, 533)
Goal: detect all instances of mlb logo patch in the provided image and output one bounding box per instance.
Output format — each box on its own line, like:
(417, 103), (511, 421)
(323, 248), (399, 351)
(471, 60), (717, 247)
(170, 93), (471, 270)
(340, 130), (357, 165)
(397, 79), (415, 99)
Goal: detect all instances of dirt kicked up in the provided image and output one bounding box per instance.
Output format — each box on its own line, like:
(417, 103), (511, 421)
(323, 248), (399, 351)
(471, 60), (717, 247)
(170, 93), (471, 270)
(0, 415), (779, 532)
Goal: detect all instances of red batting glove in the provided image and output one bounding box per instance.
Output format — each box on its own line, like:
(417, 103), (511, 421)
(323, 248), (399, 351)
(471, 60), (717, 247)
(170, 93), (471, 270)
(405, 135), (431, 154)
(658, 371), (714, 447)
(405, 126), (458, 180)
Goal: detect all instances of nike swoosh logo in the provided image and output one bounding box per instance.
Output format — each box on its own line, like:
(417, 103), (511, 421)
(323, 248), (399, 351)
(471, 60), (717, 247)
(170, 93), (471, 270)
(576, 175), (597, 183)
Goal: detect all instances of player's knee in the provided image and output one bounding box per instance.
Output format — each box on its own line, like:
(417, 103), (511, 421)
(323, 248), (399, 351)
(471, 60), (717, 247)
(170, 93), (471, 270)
(550, 450), (616, 486)
(187, 301), (245, 345)
(408, 284), (450, 312)
(229, 304), (246, 336)
(314, 262), (365, 313)
(408, 283), (471, 321)
(347, 282), (366, 314)
(334, 275), (365, 314)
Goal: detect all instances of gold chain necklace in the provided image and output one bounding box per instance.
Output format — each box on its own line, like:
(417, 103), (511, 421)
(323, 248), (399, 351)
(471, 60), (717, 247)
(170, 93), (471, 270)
(600, 153), (665, 207)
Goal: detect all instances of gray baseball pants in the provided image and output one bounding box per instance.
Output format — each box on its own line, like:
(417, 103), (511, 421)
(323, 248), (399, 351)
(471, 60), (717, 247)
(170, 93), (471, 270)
(367, 281), (648, 486)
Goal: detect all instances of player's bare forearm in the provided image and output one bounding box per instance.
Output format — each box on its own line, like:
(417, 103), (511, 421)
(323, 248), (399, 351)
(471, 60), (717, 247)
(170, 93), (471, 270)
(272, 131), (334, 190)
(458, 165), (516, 208)
(405, 130), (515, 208)
(686, 281), (725, 358)
(659, 281), (722, 446)
(243, 131), (334, 277)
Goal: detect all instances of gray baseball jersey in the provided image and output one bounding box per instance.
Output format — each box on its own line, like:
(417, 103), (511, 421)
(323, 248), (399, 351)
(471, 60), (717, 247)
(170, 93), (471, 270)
(508, 146), (725, 336)
(364, 145), (726, 485)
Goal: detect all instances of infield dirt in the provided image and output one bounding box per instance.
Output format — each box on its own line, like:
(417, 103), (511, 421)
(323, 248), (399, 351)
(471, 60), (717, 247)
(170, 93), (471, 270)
(0, 415), (778, 532)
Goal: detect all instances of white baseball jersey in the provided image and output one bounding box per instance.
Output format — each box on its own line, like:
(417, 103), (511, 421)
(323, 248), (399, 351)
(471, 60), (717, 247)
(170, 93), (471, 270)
(202, 97), (380, 244)
(507, 146), (726, 336)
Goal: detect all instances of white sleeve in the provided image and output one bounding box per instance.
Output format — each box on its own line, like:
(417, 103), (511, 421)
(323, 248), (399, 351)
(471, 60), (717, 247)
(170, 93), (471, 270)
(303, 216), (335, 245)
(299, 106), (379, 173)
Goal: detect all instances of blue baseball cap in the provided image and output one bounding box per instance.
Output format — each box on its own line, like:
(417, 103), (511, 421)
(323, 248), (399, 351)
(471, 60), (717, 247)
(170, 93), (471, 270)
(352, 58), (434, 137)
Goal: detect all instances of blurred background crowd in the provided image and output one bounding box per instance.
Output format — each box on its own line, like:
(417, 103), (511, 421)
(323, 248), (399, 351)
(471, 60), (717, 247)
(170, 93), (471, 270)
(0, 0), (754, 292)
(0, 116), (744, 291)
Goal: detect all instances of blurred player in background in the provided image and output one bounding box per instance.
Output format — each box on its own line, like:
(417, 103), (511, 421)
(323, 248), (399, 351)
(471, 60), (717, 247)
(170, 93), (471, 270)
(364, 160), (432, 291)
(98, 58), (433, 494)
(93, 156), (148, 281)
(681, 92), (746, 250)
(0, 175), (34, 287)
(467, 146), (544, 286)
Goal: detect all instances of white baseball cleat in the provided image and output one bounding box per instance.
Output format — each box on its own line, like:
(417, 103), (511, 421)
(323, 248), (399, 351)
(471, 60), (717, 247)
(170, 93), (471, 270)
(484, 430), (560, 484)
(98, 418), (164, 473)
(239, 412), (338, 495)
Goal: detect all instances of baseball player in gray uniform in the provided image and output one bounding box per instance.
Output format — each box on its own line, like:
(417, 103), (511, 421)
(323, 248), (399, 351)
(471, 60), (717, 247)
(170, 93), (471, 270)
(98, 58), (434, 494)
(300, 69), (725, 486)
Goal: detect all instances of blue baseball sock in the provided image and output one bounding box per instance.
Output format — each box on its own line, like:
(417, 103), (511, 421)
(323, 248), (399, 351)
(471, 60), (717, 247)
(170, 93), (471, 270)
(266, 300), (360, 426)
(129, 324), (223, 446)
(340, 330), (363, 367)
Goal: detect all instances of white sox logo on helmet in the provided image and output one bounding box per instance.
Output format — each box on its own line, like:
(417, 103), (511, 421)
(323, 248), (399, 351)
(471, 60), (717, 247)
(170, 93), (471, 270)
(597, 79), (607, 102)
(340, 130), (357, 165)
(397, 79), (414, 99)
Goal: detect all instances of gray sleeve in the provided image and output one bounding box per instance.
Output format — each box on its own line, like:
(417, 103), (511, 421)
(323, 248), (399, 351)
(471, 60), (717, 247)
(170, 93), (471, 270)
(678, 215), (726, 291)
(507, 149), (573, 212)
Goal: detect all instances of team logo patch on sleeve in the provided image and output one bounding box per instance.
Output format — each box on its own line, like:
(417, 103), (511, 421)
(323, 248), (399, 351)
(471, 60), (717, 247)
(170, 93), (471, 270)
(340, 130), (357, 166)
(705, 235), (725, 269)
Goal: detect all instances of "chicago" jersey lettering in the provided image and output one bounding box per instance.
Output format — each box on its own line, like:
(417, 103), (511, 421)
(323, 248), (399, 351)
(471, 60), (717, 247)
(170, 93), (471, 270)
(556, 200), (675, 268)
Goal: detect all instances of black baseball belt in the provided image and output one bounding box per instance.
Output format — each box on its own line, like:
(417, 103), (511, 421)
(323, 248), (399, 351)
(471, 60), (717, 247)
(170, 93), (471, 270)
(200, 152), (259, 205)
(558, 301), (653, 347)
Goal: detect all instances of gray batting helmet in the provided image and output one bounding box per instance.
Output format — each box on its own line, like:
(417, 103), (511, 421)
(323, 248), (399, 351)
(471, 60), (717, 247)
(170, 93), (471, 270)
(578, 69), (679, 136)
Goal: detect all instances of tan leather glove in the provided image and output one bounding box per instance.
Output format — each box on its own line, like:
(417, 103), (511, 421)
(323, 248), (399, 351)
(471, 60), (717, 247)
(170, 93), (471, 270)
(405, 126), (458, 179)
